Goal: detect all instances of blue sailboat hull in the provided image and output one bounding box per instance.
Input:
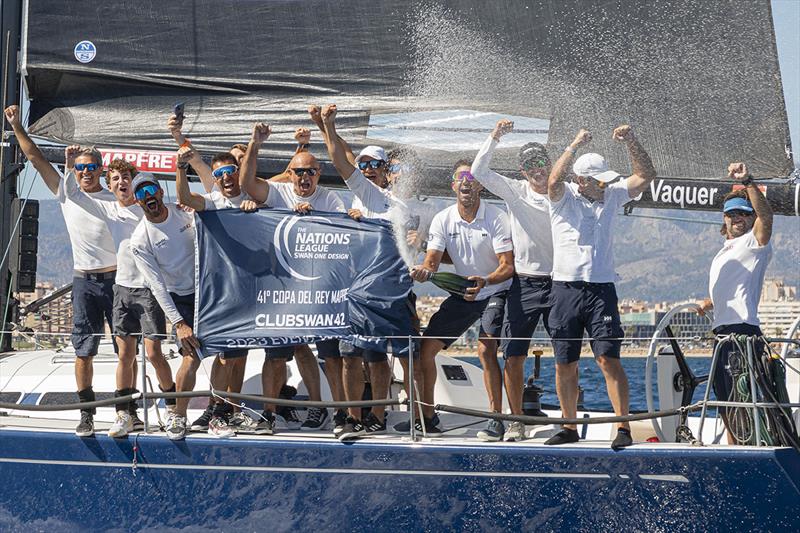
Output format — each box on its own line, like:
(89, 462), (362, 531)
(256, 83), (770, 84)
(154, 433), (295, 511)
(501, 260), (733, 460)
(1, 430), (798, 532)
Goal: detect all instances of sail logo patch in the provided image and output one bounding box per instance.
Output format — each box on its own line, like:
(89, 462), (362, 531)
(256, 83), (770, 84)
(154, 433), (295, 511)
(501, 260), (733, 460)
(74, 41), (96, 63)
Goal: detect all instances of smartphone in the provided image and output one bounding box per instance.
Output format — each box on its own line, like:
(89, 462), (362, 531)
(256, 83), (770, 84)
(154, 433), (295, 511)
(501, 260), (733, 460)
(173, 102), (185, 120)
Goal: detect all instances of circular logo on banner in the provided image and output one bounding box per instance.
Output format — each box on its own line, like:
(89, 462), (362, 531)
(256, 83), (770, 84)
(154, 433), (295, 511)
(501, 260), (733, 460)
(273, 215), (352, 281)
(74, 41), (96, 63)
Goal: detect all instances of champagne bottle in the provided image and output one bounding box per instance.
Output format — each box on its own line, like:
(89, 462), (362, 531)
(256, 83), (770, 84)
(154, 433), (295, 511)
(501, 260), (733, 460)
(426, 271), (477, 298)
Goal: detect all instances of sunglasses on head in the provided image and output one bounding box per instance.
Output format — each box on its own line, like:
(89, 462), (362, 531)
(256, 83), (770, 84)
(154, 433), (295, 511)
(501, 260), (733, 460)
(725, 209), (753, 218)
(523, 159), (549, 169)
(358, 159), (385, 171)
(212, 164), (238, 178)
(134, 183), (160, 201)
(291, 167), (318, 177)
(74, 163), (100, 172)
(452, 170), (476, 182)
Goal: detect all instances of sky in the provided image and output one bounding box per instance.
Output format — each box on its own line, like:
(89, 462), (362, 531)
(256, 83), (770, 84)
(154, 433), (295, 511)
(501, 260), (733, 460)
(14, 0), (800, 200)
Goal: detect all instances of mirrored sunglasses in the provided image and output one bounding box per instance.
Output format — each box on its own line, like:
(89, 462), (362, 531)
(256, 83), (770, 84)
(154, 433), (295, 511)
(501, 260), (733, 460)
(212, 164), (238, 178)
(358, 159), (385, 170)
(134, 183), (160, 201)
(74, 163), (100, 172)
(291, 167), (318, 177)
(452, 170), (476, 182)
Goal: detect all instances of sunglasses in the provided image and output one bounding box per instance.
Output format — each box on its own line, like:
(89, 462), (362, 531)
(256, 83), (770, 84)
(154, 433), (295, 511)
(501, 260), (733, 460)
(725, 209), (753, 218)
(291, 167), (318, 177)
(389, 163), (413, 174)
(358, 160), (385, 171)
(74, 163), (100, 172)
(452, 170), (476, 182)
(134, 183), (160, 201)
(523, 159), (549, 169)
(212, 164), (238, 178)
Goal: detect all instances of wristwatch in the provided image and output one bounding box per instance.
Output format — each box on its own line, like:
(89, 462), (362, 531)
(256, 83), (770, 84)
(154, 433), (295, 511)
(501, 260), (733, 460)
(298, 143), (310, 150)
(564, 146), (577, 156)
(741, 175), (753, 186)
(177, 161), (189, 170)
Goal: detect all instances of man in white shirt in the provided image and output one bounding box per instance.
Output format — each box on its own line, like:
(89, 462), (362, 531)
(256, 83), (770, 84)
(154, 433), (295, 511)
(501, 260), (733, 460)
(470, 119), (554, 442)
(130, 173), (202, 440)
(4, 105), (118, 437)
(320, 104), (412, 440)
(410, 160), (515, 435)
(546, 125), (656, 449)
(62, 157), (177, 438)
(175, 148), (259, 437)
(697, 162), (773, 439)
(239, 123), (345, 434)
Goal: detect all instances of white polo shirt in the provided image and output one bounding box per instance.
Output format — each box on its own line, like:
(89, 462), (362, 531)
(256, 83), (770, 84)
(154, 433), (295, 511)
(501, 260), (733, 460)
(472, 135), (553, 276)
(57, 171), (117, 271)
(347, 169), (393, 219)
(709, 230), (772, 330)
(550, 179), (636, 283)
(266, 181), (345, 213)
(427, 202), (513, 300)
(63, 175), (145, 288)
(130, 204), (196, 325)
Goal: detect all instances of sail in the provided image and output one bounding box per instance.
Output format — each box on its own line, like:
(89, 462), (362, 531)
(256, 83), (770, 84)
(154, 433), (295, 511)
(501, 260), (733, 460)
(22, 0), (794, 192)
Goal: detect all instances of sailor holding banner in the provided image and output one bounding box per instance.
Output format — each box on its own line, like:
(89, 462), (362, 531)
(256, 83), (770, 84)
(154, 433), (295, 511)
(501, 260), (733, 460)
(239, 122), (345, 434)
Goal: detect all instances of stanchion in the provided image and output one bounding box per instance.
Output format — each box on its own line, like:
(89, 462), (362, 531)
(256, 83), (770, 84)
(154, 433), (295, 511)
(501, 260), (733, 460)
(697, 338), (725, 443)
(140, 335), (149, 433)
(746, 337), (761, 446)
(407, 335), (417, 441)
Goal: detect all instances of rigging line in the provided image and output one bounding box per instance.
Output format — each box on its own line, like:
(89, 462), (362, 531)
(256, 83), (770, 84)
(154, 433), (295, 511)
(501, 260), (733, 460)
(621, 212), (721, 226)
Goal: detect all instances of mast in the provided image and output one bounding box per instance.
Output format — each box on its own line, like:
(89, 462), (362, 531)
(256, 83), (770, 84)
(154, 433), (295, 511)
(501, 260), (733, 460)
(0, 0), (23, 352)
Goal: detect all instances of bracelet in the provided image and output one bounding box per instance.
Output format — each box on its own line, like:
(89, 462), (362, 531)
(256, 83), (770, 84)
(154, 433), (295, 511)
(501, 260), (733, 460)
(177, 162), (189, 170)
(564, 146), (577, 156)
(298, 143), (310, 150)
(180, 139), (192, 149)
(741, 175), (753, 186)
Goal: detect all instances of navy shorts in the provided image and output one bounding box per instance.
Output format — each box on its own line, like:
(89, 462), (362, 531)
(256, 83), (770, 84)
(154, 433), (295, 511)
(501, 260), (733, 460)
(501, 275), (551, 358)
(220, 349), (248, 360)
(548, 281), (623, 364)
(339, 340), (388, 363)
(316, 338), (341, 358)
(72, 273), (116, 357)
(263, 346), (294, 360)
(423, 291), (507, 349)
(113, 285), (166, 340)
(711, 323), (763, 417)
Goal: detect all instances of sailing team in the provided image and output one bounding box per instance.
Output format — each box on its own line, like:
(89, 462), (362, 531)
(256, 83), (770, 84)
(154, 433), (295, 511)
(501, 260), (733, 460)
(3, 103), (774, 446)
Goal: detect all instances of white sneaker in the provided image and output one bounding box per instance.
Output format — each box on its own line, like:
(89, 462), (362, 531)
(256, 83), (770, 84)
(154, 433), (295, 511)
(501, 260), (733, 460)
(229, 412), (259, 433)
(208, 416), (235, 438)
(165, 413), (187, 441)
(504, 421), (527, 442)
(108, 411), (134, 438)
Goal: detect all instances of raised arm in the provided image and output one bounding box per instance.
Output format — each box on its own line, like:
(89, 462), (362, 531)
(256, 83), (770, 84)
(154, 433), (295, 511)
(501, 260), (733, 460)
(613, 125), (656, 198)
(310, 104), (356, 166)
(471, 119), (519, 201)
(4, 105), (61, 194)
(239, 122), (272, 203)
(175, 146), (207, 212)
(167, 113), (215, 192)
(321, 105), (358, 180)
(548, 129), (592, 202)
(729, 162), (773, 245)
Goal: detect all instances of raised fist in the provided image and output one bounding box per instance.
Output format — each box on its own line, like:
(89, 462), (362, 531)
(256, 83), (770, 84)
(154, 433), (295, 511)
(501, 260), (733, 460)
(167, 114), (183, 132)
(177, 145), (196, 164)
(65, 144), (82, 168)
(492, 119), (514, 140)
(612, 124), (634, 143)
(3, 105), (20, 127)
(251, 122), (271, 145)
(727, 162), (749, 181)
(294, 127), (311, 145)
(321, 104), (337, 124)
(572, 129), (592, 147)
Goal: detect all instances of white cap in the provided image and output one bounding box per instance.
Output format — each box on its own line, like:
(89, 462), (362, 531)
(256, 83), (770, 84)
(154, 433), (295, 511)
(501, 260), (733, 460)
(355, 145), (387, 163)
(572, 153), (620, 183)
(131, 172), (158, 191)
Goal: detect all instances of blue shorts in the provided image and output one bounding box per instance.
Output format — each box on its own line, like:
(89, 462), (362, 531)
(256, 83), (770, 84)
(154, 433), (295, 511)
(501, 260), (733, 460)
(548, 281), (623, 364)
(711, 323), (763, 417)
(339, 340), (388, 363)
(423, 291), (507, 349)
(501, 275), (551, 358)
(170, 292), (198, 358)
(263, 346), (294, 360)
(315, 338), (341, 358)
(72, 273), (116, 357)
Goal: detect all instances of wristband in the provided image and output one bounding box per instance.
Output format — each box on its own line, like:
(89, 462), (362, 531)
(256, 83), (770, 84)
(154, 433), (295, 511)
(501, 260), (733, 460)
(741, 175), (753, 187)
(177, 162), (189, 170)
(180, 139), (192, 149)
(298, 143), (310, 150)
(564, 146), (577, 156)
